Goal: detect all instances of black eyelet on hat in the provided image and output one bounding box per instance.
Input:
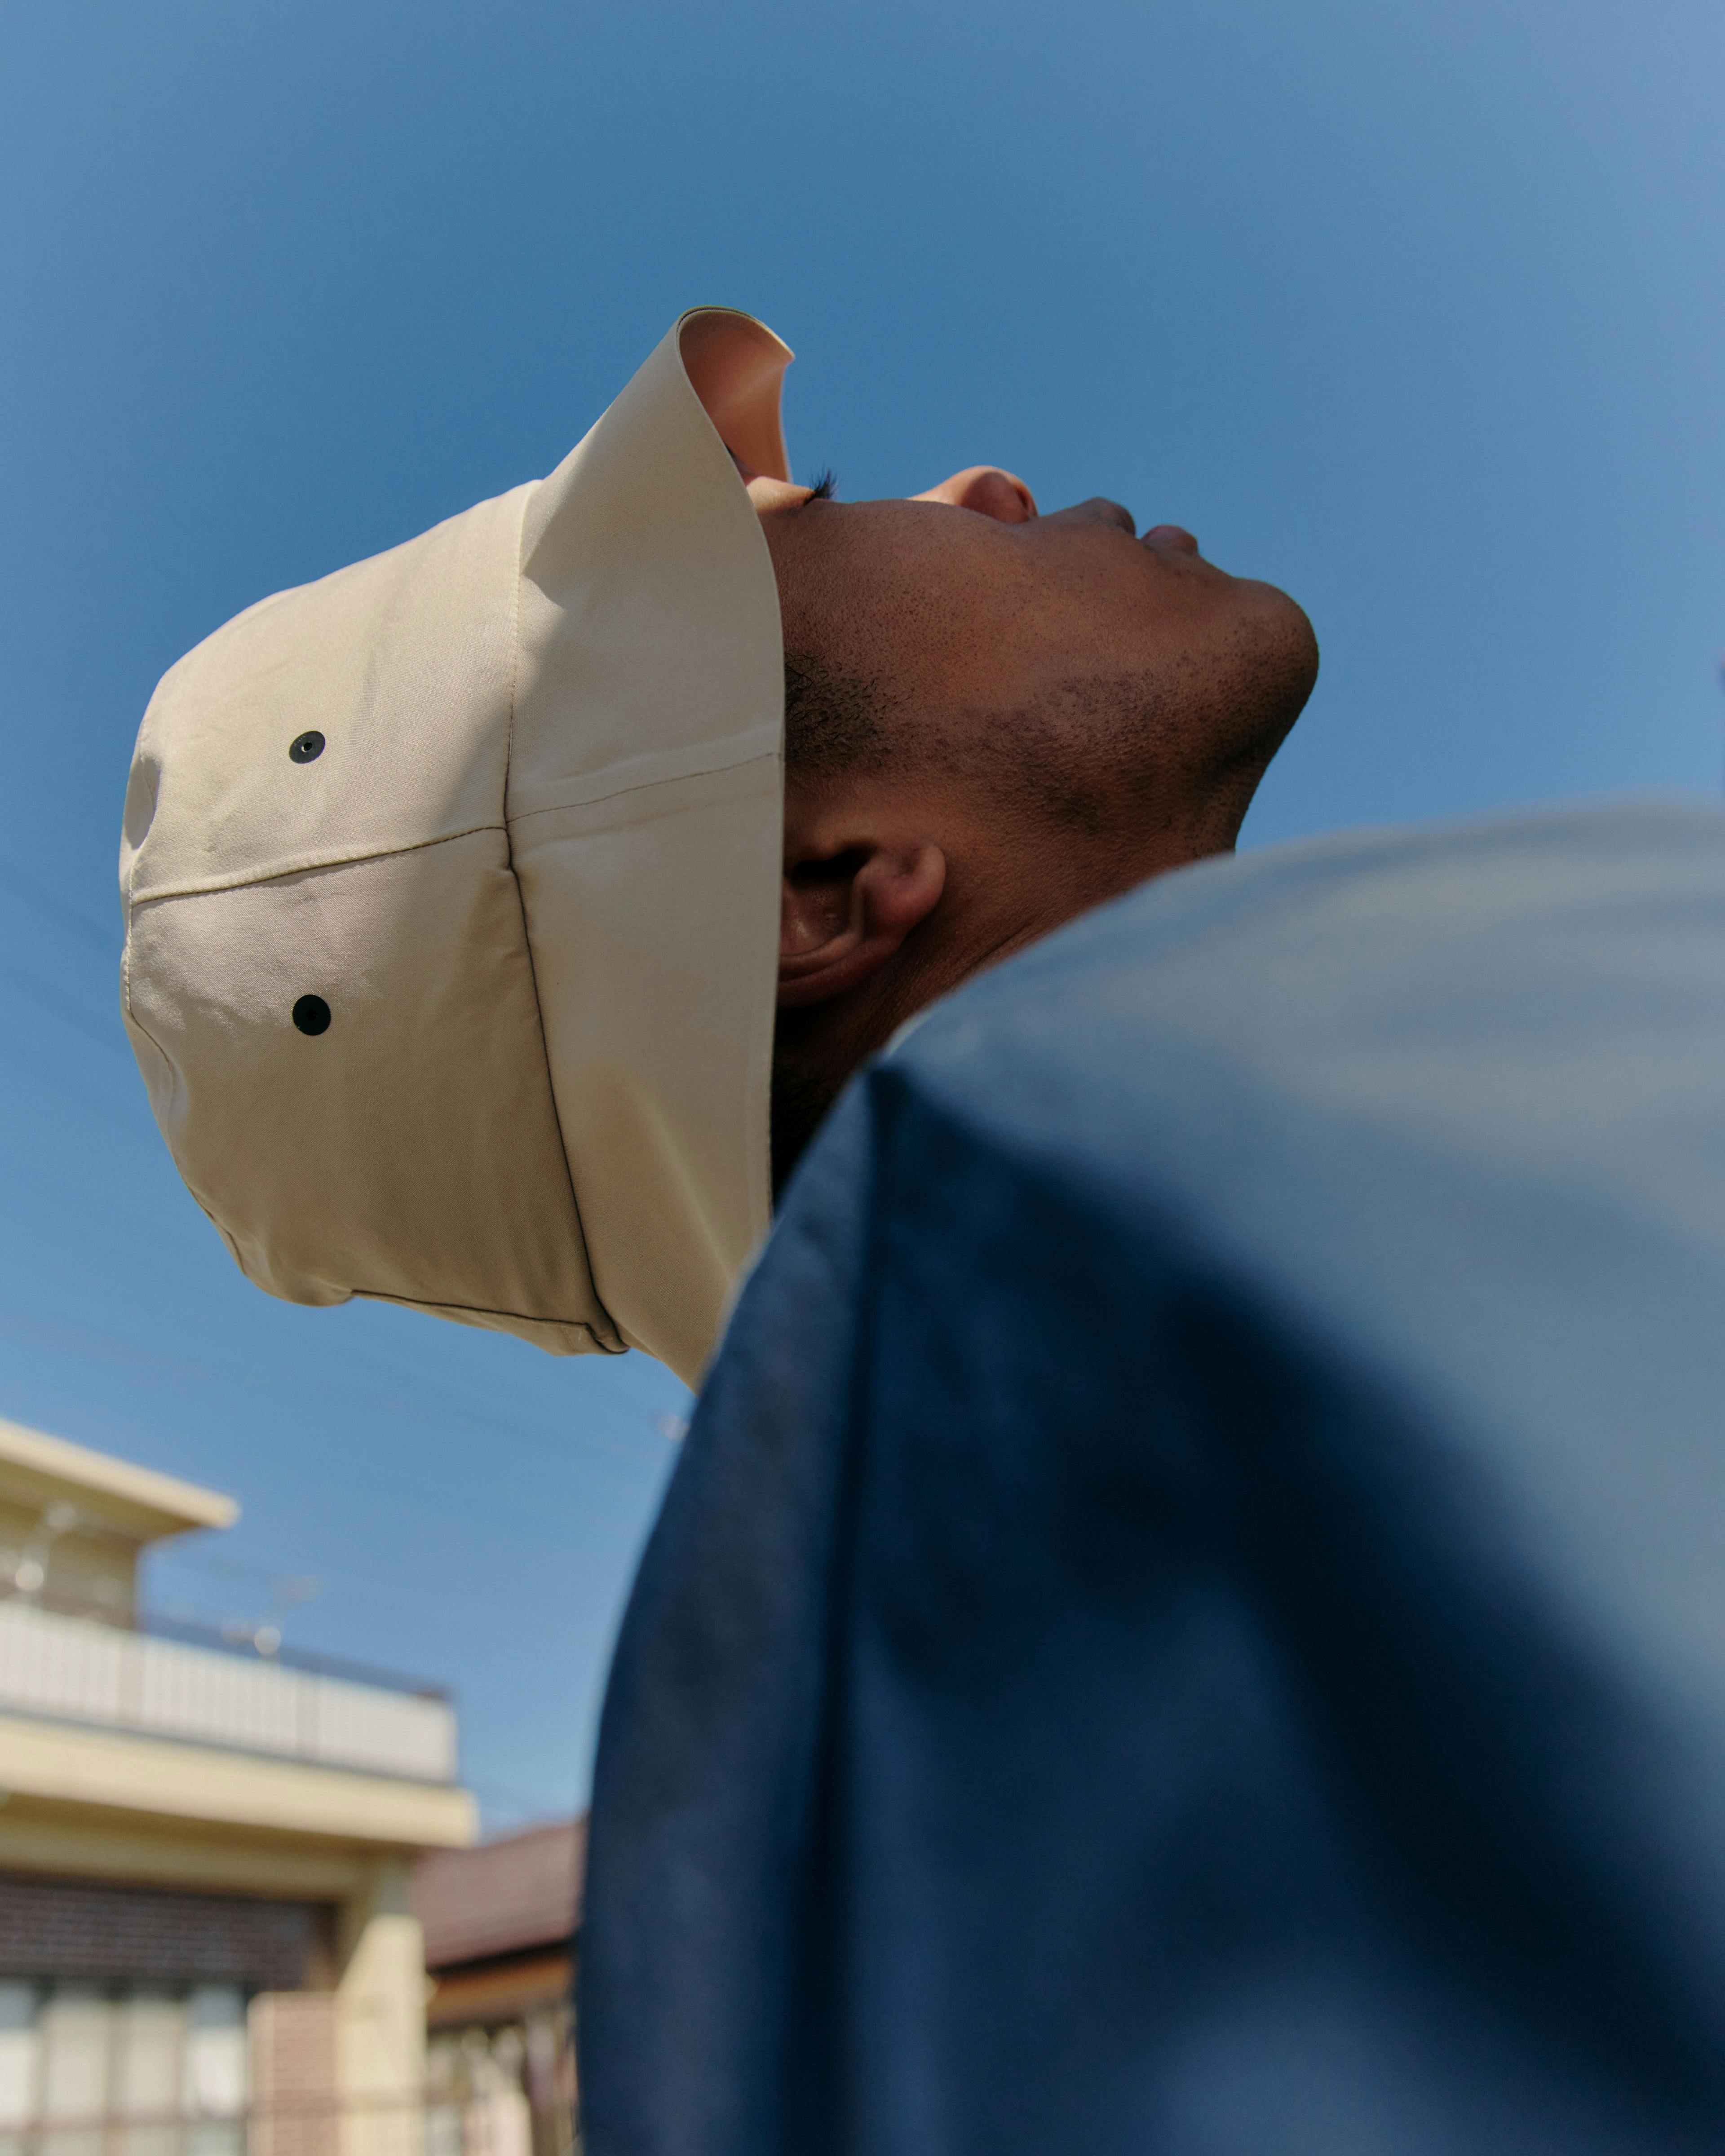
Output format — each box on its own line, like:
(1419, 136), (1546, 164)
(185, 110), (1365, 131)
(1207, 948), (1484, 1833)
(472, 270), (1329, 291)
(292, 995), (332, 1036)
(289, 731), (325, 764)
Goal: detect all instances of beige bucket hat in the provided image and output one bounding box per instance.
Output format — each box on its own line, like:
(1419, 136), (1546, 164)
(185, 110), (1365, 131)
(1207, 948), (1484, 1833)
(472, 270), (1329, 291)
(120, 309), (793, 1388)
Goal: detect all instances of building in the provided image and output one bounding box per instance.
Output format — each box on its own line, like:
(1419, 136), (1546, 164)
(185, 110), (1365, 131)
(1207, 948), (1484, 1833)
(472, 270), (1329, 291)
(0, 1415), (476, 2156)
(415, 1820), (584, 2156)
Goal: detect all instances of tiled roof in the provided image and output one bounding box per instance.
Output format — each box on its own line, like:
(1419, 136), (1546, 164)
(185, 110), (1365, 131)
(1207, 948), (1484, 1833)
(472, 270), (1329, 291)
(415, 1815), (586, 1970)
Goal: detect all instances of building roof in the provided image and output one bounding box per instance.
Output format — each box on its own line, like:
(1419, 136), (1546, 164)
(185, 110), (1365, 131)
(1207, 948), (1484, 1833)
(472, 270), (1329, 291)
(416, 1816), (586, 1970)
(0, 1418), (237, 1541)
(427, 1948), (571, 2031)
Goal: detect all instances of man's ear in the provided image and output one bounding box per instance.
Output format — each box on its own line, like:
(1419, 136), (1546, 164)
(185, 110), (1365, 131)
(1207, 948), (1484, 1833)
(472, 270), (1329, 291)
(778, 838), (946, 1009)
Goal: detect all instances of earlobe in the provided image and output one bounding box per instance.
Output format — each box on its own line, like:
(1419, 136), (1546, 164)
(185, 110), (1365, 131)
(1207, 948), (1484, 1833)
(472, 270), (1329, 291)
(778, 840), (946, 1009)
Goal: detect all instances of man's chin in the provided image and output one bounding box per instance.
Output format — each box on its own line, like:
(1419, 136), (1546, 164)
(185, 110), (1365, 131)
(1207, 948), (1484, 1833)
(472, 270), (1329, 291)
(1245, 583), (1321, 740)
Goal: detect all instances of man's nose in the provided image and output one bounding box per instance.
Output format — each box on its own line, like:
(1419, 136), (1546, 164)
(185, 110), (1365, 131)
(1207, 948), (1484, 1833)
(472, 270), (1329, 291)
(912, 467), (1038, 523)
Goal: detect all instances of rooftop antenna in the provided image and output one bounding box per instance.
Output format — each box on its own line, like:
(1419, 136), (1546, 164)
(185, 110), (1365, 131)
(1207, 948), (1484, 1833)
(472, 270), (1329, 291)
(219, 1572), (322, 1657)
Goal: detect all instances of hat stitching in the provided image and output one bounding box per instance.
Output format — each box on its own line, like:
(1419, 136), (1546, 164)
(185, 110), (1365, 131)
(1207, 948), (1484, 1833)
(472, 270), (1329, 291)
(353, 1290), (618, 1350)
(505, 723), (781, 827)
(502, 479), (625, 1358)
(126, 820), (507, 906)
(119, 891), (180, 1111)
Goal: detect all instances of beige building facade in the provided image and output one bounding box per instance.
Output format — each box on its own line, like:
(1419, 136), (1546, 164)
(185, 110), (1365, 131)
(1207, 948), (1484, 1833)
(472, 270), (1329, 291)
(0, 1416), (476, 2156)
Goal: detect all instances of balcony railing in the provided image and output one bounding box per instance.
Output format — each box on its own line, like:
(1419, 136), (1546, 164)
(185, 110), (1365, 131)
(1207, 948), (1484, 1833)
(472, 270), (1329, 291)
(0, 1597), (456, 1782)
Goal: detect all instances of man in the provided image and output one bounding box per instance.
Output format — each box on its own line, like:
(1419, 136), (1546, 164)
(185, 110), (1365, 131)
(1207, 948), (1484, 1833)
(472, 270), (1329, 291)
(120, 305), (1310, 1377)
(744, 455), (1315, 1188)
(126, 312), (1725, 2152)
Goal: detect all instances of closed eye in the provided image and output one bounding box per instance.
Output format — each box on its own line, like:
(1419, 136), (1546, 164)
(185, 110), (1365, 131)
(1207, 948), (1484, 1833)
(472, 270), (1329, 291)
(805, 468), (838, 501)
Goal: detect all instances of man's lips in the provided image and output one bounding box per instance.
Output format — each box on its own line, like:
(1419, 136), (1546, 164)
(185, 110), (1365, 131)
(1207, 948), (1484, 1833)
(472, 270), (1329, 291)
(1076, 499), (1201, 557)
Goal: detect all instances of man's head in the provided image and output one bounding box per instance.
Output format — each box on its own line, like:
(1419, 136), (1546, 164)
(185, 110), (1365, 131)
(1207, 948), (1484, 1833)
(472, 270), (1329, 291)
(122, 309), (799, 1385)
(123, 303), (1316, 1385)
(739, 460), (1319, 1183)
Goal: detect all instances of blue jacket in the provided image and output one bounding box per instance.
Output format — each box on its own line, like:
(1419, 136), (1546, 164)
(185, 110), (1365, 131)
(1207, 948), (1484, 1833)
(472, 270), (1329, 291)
(582, 798), (1725, 2155)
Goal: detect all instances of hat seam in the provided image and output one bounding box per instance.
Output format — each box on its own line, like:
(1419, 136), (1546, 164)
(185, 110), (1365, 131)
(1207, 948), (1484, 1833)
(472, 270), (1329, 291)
(120, 888), (180, 1096)
(127, 729), (783, 900)
(506, 743), (780, 832)
(503, 480), (626, 1358)
(127, 821), (507, 906)
(507, 721), (778, 821)
(353, 1289), (621, 1349)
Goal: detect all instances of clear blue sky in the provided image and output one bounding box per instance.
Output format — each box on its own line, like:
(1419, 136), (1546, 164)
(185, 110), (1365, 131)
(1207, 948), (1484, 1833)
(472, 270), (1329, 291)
(2, 0), (1720, 1829)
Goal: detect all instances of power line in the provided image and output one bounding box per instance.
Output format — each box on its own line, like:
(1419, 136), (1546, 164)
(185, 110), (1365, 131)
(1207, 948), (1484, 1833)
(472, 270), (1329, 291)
(462, 1775), (585, 1827)
(0, 857), (118, 959)
(0, 950), (134, 1064)
(150, 1540), (615, 1636)
(0, 944), (683, 1517)
(0, 1028), (149, 1143)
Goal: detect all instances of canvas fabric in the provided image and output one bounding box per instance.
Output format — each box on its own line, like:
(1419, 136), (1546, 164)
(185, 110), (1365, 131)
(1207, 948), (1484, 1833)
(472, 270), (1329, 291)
(120, 309), (792, 1386)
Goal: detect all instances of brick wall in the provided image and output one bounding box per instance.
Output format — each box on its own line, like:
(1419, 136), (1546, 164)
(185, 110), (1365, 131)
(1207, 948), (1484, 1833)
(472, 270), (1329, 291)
(252, 1990), (339, 2156)
(0, 1874), (321, 1988)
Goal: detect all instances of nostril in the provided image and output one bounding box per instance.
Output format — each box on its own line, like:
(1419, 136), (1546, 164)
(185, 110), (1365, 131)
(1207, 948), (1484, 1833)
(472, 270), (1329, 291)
(973, 468), (1038, 524)
(914, 467), (1039, 522)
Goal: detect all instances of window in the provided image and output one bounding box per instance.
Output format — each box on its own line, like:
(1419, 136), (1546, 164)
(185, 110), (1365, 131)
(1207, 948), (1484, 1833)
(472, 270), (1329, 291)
(0, 1983), (248, 2156)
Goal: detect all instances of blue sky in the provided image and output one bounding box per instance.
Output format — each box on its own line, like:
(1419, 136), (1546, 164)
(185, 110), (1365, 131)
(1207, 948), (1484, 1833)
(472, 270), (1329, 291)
(2, 0), (1721, 1828)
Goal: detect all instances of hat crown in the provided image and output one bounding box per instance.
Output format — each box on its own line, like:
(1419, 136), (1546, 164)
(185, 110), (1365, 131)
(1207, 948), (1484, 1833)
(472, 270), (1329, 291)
(121, 311), (792, 1384)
